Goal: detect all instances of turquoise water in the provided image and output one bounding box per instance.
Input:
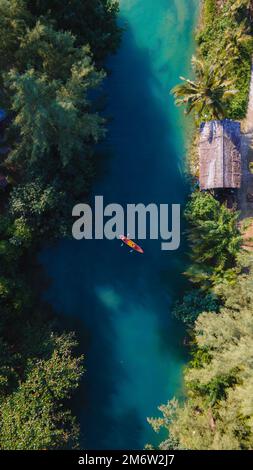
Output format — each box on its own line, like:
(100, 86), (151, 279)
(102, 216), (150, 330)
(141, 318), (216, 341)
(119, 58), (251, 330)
(41, 0), (199, 450)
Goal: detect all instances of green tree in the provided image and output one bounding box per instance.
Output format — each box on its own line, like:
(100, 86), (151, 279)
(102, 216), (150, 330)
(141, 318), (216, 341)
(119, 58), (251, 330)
(25, 0), (121, 61)
(173, 290), (219, 326)
(171, 56), (237, 121)
(7, 60), (105, 168)
(184, 192), (242, 288)
(0, 333), (84, 449)
(17, 21), (88, 80)
(9, 179), (69, 238)
(0, 0), (32, 76)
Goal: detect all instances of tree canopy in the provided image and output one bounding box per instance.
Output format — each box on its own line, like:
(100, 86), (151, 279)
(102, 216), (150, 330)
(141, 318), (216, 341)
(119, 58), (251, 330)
(172, 57), (237, 121)
(184, 192), (242, 289)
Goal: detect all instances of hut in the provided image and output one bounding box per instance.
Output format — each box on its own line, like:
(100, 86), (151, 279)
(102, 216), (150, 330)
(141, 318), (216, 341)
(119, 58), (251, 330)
(199, 119), (241, 190)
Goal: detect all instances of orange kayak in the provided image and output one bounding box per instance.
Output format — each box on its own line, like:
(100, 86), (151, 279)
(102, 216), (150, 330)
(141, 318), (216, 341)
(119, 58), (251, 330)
(119, 235), (144, 254)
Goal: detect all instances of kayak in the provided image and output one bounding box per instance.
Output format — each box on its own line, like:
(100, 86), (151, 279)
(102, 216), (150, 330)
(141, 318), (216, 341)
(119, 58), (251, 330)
(119, 235), (144, 254)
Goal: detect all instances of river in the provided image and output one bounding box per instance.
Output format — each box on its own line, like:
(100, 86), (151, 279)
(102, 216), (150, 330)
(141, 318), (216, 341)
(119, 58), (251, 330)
(40, 0), (199, 450)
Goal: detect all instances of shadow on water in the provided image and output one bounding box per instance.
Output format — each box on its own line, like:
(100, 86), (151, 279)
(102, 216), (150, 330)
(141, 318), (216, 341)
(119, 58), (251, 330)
(40, 0), (199, 450)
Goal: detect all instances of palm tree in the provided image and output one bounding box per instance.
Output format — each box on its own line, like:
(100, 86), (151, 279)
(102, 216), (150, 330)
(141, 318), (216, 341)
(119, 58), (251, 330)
(171, 56), (237, 121)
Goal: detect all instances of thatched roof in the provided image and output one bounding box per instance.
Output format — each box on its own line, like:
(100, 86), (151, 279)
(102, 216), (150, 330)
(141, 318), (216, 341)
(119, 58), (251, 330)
(199, 119), (241, 190)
